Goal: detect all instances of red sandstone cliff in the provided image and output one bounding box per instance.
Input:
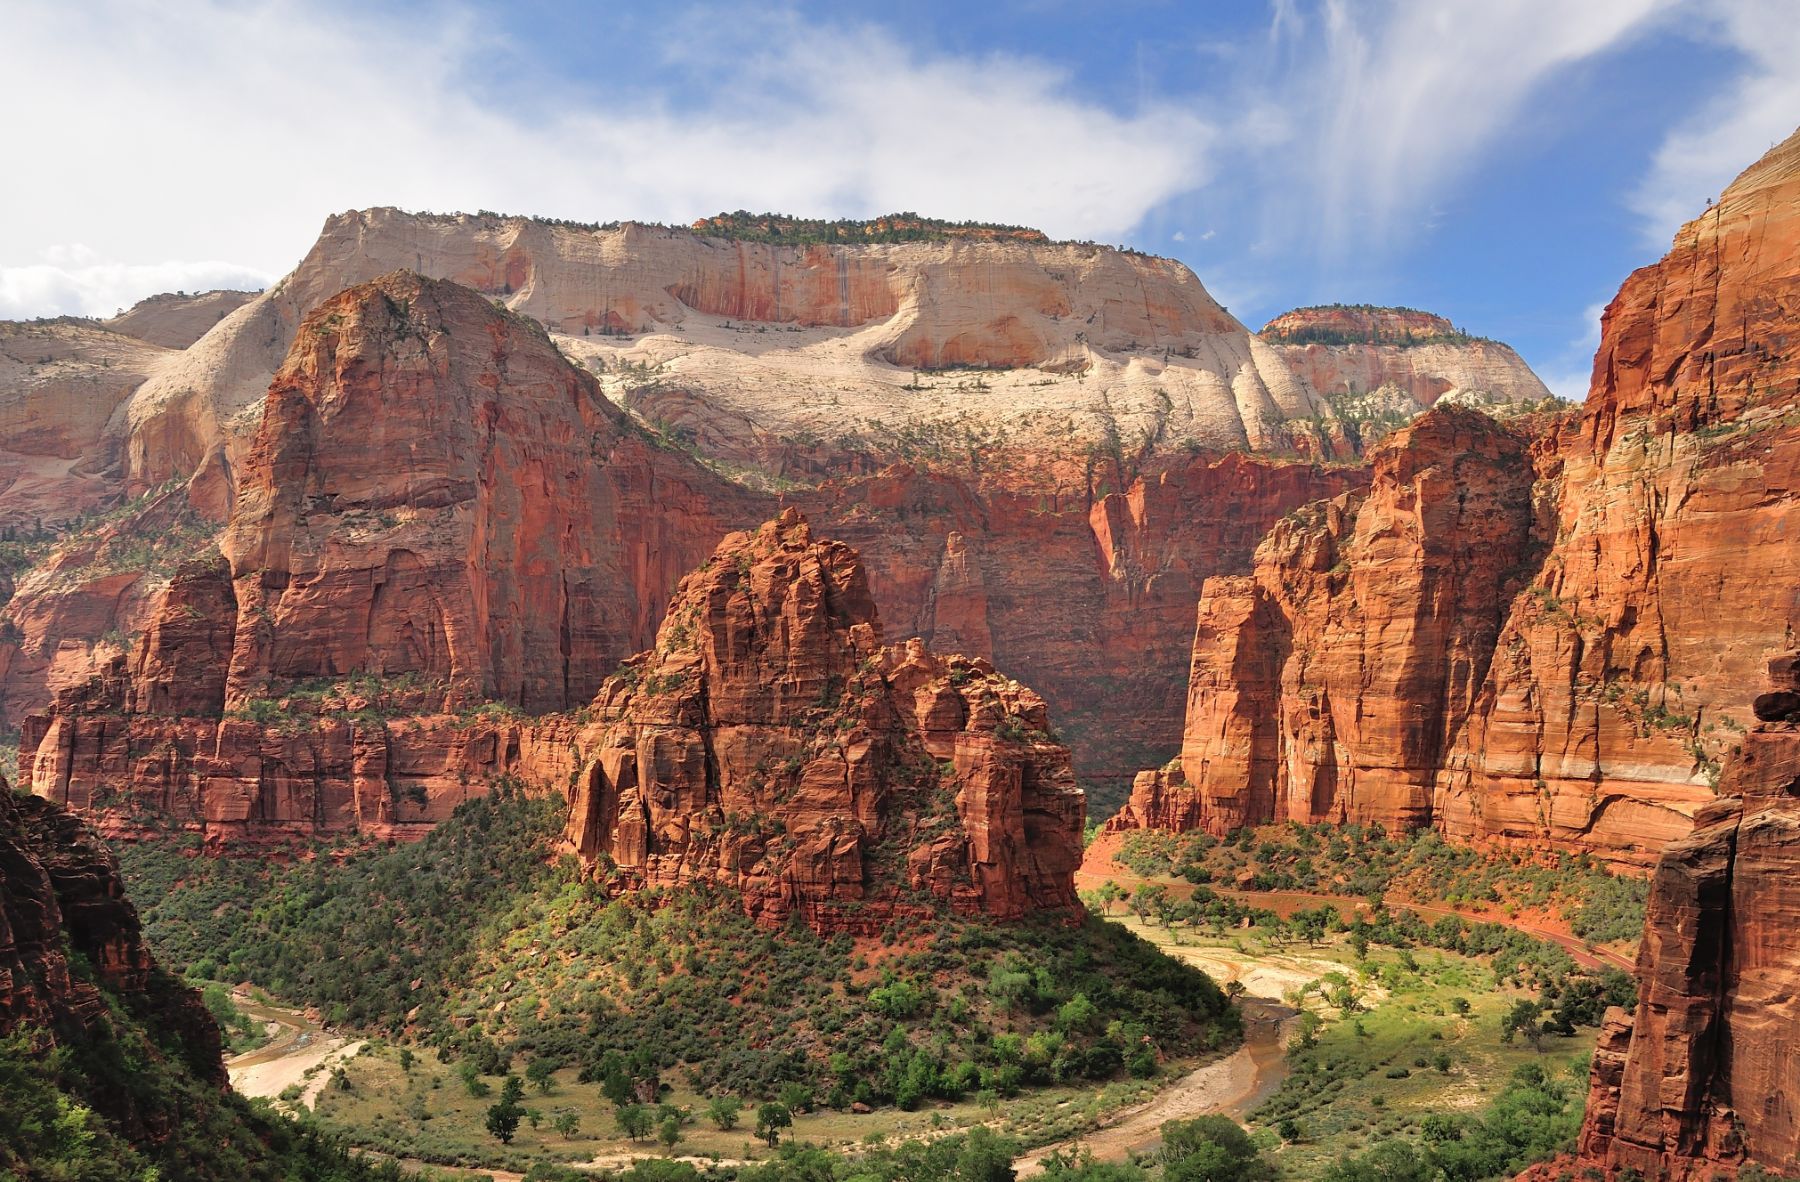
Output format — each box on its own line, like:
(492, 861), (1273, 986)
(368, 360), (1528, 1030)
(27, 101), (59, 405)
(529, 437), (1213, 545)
(219, 270), (757, 713)
(24, 271), (760, 840)
(1107, 405), (1547, 836)
(19, 266), (1362, 822)
(562, 509), (1086, 932)
(1110, 127), (1800, 866)
(1571, 656), (1800, 1180)
(1436, 125), (1800, 861)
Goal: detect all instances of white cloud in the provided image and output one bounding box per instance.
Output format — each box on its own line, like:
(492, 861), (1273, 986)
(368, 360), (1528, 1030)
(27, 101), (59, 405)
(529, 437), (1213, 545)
(1250, 0), (1678, 259)
(0, 252), (269, 321)
(1629, 0), (1800, 244)
(0, 1), (1213, 319)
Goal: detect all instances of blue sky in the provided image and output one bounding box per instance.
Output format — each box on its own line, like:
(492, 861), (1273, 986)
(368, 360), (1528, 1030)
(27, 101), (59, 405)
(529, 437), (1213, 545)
(4, 1), (1798, 396)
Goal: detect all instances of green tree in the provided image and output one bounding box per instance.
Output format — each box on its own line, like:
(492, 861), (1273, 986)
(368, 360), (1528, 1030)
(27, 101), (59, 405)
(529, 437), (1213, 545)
(1094, 880), (1125, 915)
(1500, 999), (1546, 1051)
(755, 1102), (792, 1147)
(552, 1110), (580, 1138)
(457, 1061), (491, 1098)
(658, 1116), (683, 1152)
(602, 1068), (634, 1107)
(500, 1074), (527, 1106)
(485, 1102), (521, 1145)
(526, 1058), (555, 1094)
(706, 1095), (741, 1131)
(616, 1103), (653, 1142)
(777, 1082), (814, 1114)
(1056, 992), (1098, 1033)
(1159, 1116), (1275, 1182)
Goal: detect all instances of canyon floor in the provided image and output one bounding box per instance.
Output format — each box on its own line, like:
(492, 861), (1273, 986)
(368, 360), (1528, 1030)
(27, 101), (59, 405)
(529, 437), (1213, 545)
(219, 890), (1605, 1180)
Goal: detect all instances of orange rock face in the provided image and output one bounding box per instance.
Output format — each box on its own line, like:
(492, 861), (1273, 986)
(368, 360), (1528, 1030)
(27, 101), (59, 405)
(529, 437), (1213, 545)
(220, 270), (757, 714)
(1107, 405), (1544, 836)
(563, 509), (1086, 933)
(1437, 126), (1800, 861)
(1113, 128), (1800, 867)
(1572, 655), (1800, 1180)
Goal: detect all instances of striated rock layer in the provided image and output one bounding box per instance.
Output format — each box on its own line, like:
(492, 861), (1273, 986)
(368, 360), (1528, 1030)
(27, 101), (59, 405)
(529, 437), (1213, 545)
(18, 267), (1361, 817)
(110, 208), (1554, 500)
(563, 509), (1086, 932)
(1260, 304), (1553, 424)
(1572, 656), (1800, 1180)
(1110, 126), (1800, 867)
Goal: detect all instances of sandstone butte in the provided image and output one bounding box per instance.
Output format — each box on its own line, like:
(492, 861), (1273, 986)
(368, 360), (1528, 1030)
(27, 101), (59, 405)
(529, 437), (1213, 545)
(1260, 304), (1552, 444)
(563, 508), (1087, 932)
(0, 779), (225, 1140)
(1107, 123), (1800, 868)
(27, 505), (1090, 936)
(1561, 654), (1800, 1181)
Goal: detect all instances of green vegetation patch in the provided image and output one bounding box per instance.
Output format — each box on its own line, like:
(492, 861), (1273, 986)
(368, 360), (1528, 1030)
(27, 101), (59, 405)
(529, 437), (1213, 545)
(1113, 821), (1648, 945)
(0, 969), (391, 1181)
(118, 787), (1237, 1111)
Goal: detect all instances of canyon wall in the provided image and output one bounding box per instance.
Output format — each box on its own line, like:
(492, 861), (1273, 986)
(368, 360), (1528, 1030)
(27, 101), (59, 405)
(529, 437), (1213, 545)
(15, 265), (1362, 815)
(0, 782), (225, 1141)
(1573, 657), (1800, 1180)
(1110, 127), (1800, 867)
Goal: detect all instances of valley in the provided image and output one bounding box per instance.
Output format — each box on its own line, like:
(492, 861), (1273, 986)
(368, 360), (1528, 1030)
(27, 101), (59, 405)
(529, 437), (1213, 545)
(4, 84), (1800, 1182)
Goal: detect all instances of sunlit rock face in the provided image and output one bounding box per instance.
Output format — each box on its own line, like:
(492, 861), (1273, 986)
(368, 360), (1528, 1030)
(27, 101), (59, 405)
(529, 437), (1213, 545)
(563, 509), (1087, 935)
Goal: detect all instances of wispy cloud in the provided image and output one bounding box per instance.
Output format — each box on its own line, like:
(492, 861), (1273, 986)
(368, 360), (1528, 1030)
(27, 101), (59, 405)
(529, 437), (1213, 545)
(1241, 0), (1676, 260)
(0, 1), (1213, 318)
(1629, 0), (1800, 244)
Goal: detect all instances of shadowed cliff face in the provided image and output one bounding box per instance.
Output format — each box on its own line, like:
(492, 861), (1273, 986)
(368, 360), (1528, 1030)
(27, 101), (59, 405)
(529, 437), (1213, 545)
(563, 509), (1087, 933)
(1110, 126), (1800, 868)
(0, 784), (224, 1139)
(1571, 655), (1800, 1181)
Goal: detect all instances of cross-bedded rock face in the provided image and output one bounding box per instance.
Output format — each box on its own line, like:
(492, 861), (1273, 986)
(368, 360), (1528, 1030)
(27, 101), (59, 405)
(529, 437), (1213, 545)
(564, 509), (1086, 933)
(1570, 653), (1800, 1181)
